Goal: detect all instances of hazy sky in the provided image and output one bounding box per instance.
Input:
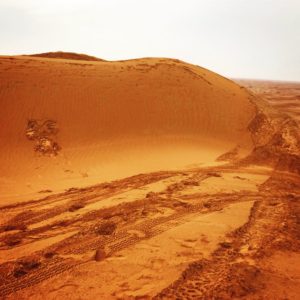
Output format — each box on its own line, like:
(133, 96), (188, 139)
(1, 0), (299, 81)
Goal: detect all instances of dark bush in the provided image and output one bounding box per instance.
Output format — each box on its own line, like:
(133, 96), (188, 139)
(13, 258), (41, 278)
(13, 268), (27, 278)
(96, 221), (116, 235)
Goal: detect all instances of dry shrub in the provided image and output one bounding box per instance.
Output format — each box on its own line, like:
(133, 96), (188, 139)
(96, 221), (116, 235)
(13, 257), (41, 278)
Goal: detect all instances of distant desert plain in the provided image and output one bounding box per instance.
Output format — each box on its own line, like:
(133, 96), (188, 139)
(0, 52), (299, 299)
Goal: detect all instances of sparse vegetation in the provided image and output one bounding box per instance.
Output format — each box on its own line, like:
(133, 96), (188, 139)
(13, 258), (41, 278)
(96, 221), (117, 235)
(26, 119), (61, 156)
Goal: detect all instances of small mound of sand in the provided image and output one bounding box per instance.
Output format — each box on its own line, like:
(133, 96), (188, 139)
(28, 51), (104, 61)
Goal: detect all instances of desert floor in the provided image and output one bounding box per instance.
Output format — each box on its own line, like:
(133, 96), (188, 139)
(237, 79), (300, 125)
(1, 164), (299, 299)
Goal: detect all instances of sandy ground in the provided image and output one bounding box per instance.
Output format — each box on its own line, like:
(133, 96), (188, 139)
(8, 201), (254, 300)
(0, 53), (299, 299)
(0, 165), (299, 299)
(236, 79), (300, 125)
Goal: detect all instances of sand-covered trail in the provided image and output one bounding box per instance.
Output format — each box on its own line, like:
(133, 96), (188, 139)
(0, 54), (256, 203)
(0, 164), (299, 299)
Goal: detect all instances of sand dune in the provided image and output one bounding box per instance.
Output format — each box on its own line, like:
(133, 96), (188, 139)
(0, 53), (299, 299)
(0, 54), (257, 203)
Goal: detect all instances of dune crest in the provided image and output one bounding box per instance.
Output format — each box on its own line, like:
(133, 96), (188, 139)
(28, 51), (104, 61)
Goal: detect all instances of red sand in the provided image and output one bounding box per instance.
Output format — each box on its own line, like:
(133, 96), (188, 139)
(0, 53), (299, 299)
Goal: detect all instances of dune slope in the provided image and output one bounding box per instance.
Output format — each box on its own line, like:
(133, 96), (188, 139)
(0, 54), (257, 202)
